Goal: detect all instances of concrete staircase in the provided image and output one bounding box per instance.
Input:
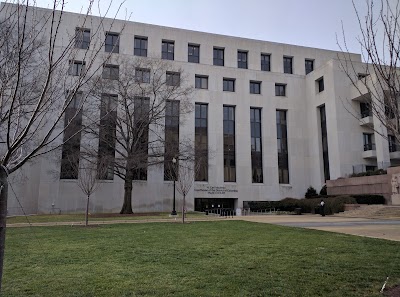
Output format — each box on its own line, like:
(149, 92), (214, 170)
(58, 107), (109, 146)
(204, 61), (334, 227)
(337, 205), (400, 219)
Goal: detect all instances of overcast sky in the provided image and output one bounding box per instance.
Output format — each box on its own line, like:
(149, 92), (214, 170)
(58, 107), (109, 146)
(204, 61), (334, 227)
(35, 0), (372, 54)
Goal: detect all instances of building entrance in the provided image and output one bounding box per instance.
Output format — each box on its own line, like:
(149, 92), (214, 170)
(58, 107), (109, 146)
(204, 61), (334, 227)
(195, 198), (236, 212)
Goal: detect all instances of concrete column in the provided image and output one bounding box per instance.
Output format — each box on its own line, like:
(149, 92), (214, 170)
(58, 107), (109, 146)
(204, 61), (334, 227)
(371, 85), (390, 169)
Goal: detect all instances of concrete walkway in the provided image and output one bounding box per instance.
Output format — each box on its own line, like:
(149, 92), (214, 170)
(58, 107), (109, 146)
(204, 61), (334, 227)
(237, 215), (400, 242)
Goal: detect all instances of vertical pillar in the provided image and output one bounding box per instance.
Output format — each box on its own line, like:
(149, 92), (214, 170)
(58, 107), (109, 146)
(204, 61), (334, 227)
(371, 82), (390, 169)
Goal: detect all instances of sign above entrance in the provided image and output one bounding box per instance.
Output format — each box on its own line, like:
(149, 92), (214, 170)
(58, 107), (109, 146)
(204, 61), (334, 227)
(194, 185), (238, 195)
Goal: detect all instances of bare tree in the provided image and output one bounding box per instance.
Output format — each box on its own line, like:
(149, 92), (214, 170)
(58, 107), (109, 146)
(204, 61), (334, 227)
(338, 0), (400, 146)
(85, 57), (195, 214)
(76, 157), (107, 226)
(166, 156), (202, 224)
(0, 0), (126, 290)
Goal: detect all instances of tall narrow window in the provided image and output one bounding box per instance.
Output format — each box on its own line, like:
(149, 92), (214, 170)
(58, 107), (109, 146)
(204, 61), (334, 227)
(162, 40), (174, 60)
(238, 50), (248, 69)
(389, 135), (397, 152)
(317, 77), (324, 92)
(98, 94), (117, 180)
(363, 133), (374, 151)
(224, 106), (236, 182)
(319, 105), (330, 181)
(60, 92), (83, 179)
(305, 59), (314, 74)
(261, 53), (271, 71)
(276, 110), (289, 184)
(134, 36), (148, 57)
(105, 32), (119, 53)
(360, 102), (372, 118)
(75, 28), (90, 49)
(132, 97), (150, 180)
(283, 56), (293, 74)
(164, 100), (180, 180)
(188, 44), (200, 63)
(195, 103), (208, 181)
(251, 108), (263, 183)
(213, 47), (224, 66)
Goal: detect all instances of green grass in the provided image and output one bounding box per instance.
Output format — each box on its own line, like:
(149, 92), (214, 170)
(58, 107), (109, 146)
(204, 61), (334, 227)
(6, 212), (208, 224)
(3, 221), (400, 296)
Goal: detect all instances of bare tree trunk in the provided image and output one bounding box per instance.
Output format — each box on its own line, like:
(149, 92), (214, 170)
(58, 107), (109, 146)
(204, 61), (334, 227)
(182, 194), (186, 224)
(85, 195), (90, 226)
(120, 176), (133, 214)
(0, 166), (8, 291)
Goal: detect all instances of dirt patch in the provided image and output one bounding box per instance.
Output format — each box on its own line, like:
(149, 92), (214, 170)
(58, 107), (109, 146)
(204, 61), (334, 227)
(90, 212), (162, 218)
(383, 285), (400, 297)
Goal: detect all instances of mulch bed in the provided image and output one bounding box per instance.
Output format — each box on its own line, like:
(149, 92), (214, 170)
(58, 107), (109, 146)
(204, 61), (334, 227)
(383, 285), (400, 297)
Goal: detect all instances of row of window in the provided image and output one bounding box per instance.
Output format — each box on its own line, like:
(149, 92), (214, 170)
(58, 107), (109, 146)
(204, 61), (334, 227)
(362, 133), (398, 153)
(75, 28), (316, 75)
(60, 96), (290, 184)
(69, 60), (325, 96)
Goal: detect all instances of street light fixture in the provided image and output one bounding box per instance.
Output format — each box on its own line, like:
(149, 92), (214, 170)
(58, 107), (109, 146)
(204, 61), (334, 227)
(171, 157), (177, 215)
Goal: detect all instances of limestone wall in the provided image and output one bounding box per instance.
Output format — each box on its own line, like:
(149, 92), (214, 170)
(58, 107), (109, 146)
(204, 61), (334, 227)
(327, 166), (400, 205)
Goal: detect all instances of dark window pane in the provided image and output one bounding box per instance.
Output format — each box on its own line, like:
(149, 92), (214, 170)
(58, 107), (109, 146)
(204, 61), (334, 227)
(223, 79), (235, 92)
(195, 103), (208, 181)
(238, 51), (248, 69)
(162, 41), (174, 60)
(305, 59), (314, 74)
(276, 110), (289, 183)
(250, 108), (263, 183)
(261, 54), (271, 71)
(283, 57), (293, 74)
(134, 37), (148, 57)
(223, 106), (236, 182)
(213, 48), (224, 66)
(275, 84), (286, 96)
(318, 77), (324, 92)
(105, 32), (119, 53)
(75, 28), (90, 49)
(188, 44), (200, 63)
(164, 100), (180, 180)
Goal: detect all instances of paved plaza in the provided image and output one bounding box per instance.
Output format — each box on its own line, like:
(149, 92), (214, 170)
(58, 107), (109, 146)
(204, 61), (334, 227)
(238, 215), (400, 241)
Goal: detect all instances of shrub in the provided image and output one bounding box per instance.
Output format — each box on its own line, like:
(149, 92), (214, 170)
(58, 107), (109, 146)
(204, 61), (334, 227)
(324, 196), (357, 214)
(277, 196), (357, 215)
(305, 186), (318, 198)
(244, 201), (276, 211)
(319, 185), (327, 195)
(350, 194), (386, 205)
(349, 169), (386, 178)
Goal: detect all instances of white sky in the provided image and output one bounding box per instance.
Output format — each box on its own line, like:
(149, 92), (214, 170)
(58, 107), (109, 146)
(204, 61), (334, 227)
(34, 0), (372, 54)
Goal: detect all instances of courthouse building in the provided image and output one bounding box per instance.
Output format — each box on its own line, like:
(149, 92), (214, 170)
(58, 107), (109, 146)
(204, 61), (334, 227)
(5, 4), (397, 215)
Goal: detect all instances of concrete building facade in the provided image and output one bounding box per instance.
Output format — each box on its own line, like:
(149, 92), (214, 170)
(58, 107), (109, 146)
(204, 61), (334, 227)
(4, 5), (397, 215)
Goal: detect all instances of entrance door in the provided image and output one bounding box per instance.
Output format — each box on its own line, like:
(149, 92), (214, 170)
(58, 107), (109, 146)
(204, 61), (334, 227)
(195, 198), (235, 212)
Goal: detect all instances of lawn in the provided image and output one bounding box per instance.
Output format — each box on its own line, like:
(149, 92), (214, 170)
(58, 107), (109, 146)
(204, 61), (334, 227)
(3, 221), (400, 297)
(6, 212), (209, 224)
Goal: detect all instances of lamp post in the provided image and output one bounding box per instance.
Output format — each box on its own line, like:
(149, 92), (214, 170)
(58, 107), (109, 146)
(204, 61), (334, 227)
(171, 157), (177, 215)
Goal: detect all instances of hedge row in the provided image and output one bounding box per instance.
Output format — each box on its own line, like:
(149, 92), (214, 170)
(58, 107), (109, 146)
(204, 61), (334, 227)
(245, 194), (385, 215)
(350, 194), (386, 205)
(276, 196), (357, 215)
(349, 169), (386, 177)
